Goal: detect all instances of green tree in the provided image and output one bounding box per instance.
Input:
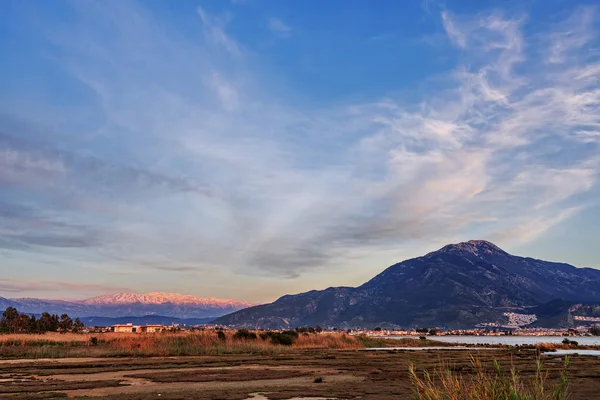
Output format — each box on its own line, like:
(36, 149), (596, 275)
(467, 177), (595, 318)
(28, 315), (39, 333)
(72, 318), (85, 333)
(11, 313), (31, 333)
(59, 314), (73, 332)
(591, 327), (600, 336)
(1, 307), (19, 333)
(39, 312), (59, 332)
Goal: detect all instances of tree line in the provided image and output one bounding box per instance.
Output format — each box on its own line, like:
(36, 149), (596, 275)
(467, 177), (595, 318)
(0, 307), (85, 334)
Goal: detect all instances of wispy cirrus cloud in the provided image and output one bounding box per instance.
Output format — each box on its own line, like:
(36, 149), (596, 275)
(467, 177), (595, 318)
(197, 6), (241, 57)
(0, 279), (130, 296)
(268, 17), (292, 38)
(547, 7), (596, 64)
(0, 2), (599, 300)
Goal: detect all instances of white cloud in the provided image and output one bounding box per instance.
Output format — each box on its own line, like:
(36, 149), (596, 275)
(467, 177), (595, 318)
(268, 17), (292, 38)
(2, 4), (600, 297)
(491, 207), (583, 243)
(0, 147), (66, 186)
(210, 71), (239, 111)
(441, 11), (467, 48)
(547, 7), (595, 64)
(197, 7), (241, 57)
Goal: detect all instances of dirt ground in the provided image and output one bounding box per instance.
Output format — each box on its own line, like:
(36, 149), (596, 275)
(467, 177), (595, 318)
(1, 349), (599, 399)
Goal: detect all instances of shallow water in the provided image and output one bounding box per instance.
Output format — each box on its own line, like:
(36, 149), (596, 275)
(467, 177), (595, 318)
(544, 349), (600, 358)
(246, 394), (336, 400)
(389, 335), (600, 346)
(363, 346), (493, 351)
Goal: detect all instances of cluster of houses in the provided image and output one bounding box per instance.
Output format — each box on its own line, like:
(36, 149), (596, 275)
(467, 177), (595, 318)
(112, 323), (168, 333)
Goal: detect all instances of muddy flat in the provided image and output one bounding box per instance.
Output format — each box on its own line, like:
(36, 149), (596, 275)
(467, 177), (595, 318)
(1, 349), (600, 399)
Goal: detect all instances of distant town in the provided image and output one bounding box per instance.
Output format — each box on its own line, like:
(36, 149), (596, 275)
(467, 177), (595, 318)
(101, 322), (600, 338)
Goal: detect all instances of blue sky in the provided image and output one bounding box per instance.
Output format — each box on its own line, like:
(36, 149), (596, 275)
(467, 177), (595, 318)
(1, 0), (599, 302)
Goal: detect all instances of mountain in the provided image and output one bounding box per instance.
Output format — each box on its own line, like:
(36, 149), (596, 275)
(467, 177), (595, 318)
(215, 240), (600, 329)
(2, 292), (253, 319)
(79, 315), (216, 327)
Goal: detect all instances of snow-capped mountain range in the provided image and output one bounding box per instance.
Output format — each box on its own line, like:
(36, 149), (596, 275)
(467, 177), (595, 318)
(0, 292), (254, 319)
(81, 292), (252, 307)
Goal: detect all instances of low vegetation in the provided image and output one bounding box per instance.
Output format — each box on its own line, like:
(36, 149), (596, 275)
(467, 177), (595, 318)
(0, 329), (399, 358)
(409, 356), (570, 400)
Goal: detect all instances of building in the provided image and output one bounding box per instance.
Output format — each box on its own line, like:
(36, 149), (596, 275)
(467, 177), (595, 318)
(113, 323), (135, 333)
(139, 325), (166, 333)
(112, 323), (167, 333)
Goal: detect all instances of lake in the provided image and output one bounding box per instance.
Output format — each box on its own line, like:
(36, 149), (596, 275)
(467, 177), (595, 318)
(363, 346), (492, 351)
(388, 335), (600, 346)
(546, 349), (600, 358)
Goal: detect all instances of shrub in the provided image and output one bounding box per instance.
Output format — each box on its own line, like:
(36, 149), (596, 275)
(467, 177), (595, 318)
(259, 331), (296, 346)
(90, 337), (98, 346)
(537, 342), (556, 353)
(314, 377), (324, 383)
(216, 331), (226, 342)
(233, 329), (257, 340)
(281, 330), (299, 339)
(271, 333), (294, 346)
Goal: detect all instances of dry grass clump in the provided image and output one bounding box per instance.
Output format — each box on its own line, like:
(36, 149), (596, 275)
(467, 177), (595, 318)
(0, 332), (96, 343)
(295, 332), (359, 349)
(409, 355), (570, 400)
(537, 342), (558, 353)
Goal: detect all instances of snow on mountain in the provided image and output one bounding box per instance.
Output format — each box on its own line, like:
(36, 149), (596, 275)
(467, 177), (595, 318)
(81, 292), (253, 309)
(437, 240), (508, 257)
(2, 292), (254, 319)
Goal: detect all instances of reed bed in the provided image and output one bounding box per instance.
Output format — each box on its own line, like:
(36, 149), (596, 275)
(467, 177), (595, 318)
(0, 331), (397, 358)
(409, 355), (570, 400)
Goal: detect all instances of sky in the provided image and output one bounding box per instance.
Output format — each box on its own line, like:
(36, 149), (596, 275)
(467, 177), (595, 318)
(1, 0), (600, 303)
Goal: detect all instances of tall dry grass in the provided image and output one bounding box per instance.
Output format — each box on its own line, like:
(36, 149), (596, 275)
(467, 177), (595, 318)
(409, 355), (570, 400)
(295, 332), (358, 349)
(0, 331), (394, 358)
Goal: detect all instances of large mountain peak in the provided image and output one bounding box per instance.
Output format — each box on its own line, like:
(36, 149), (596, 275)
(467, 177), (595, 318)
(216, 240), (600, 329)
(437, 240), (508, 257)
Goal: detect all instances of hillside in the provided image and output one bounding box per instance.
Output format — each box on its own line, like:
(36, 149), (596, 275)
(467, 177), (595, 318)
(215, 240), (600, 329)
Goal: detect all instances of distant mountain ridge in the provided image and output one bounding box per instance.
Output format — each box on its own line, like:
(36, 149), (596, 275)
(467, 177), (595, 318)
(81, 292), (250, 307)
(0, 292), (253, 319)
(215, 240), (600, 329)
(80, 315), (216, 327)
